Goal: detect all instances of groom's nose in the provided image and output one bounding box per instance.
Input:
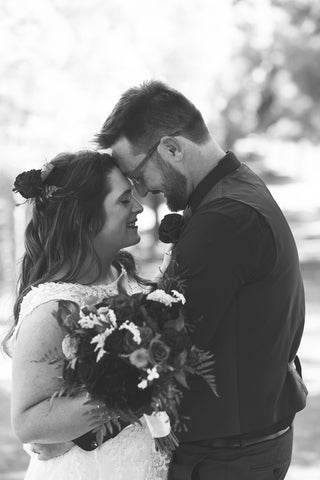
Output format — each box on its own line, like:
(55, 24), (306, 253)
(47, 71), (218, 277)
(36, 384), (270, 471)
(133, 182), (148, 197)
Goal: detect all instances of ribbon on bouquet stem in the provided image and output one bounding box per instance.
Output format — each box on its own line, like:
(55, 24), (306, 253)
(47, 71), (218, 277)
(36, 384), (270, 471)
(143, 412), (179, 454)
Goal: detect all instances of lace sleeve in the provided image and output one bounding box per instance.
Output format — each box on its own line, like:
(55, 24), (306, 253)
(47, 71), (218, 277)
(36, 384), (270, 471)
(13, 283), (83, 340)
(14, 270), (147, 341)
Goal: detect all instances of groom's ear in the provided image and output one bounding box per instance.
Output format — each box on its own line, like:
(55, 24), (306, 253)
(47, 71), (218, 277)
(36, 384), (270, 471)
(158, 136), (183, 163)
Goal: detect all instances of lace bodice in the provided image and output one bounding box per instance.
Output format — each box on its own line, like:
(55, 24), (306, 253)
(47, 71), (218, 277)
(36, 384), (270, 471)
(15, 267), (144, 337)
(15, 268), (169, 479)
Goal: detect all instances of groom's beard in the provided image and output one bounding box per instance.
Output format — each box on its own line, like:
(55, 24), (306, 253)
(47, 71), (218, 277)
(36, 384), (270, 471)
(159, 160), (188, 212)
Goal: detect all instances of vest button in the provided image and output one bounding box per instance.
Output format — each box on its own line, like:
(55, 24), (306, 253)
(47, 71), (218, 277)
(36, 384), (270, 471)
(90, 441), (98, 448)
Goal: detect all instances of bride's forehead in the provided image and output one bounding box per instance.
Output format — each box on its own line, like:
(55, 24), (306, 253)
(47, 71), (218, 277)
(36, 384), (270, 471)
(108, 167), (132, 193)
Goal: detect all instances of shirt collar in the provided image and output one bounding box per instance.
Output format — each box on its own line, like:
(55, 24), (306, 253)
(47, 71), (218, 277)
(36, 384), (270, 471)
(188, 151), (240, 213)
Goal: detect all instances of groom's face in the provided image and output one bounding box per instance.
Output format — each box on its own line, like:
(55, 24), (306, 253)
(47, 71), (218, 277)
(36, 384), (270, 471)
(111, 136), (188, 212)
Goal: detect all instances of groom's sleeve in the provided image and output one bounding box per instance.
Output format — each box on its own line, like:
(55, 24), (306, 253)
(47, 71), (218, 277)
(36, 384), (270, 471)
(175, 199), (276, 349)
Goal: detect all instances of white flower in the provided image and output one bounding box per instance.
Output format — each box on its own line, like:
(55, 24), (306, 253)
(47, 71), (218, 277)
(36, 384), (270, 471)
(70, 357), (78, 370)
(171, 290), (186, 304)
(147, 366), (160, 381)
(97, 306), (109, 314)
(96, 348), (107, 362)
(147, 288), (186, 306)
(129, 348), (149, 368)
(40, 162), (54, 180)
(78, 313), (102, 329)
(146, 289), (175, 306)
(119, 321), (141, 344)
(79, 308), (117, 329)
(97, 308), (118, 327)
(90, 326), (115, 362)
(62, 335), (79, 360)
(105, 308), (117, 327)
(138, 379), (148, 390)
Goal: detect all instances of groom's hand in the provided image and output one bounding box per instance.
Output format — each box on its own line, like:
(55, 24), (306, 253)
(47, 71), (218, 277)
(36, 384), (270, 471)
(31, 441), (74, 461)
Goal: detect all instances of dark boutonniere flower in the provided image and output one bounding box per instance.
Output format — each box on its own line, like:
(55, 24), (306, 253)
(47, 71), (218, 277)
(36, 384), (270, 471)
(158, 213), (185, 244)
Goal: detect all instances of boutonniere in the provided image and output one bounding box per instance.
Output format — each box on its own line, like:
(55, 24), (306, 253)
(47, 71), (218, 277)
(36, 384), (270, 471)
(158, 213), (185, 244)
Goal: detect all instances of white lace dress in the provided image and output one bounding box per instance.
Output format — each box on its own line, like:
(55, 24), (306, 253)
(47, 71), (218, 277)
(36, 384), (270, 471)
(14, 269), (169, 480)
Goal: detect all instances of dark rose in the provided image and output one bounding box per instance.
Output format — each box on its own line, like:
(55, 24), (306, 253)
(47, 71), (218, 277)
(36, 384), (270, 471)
(109, 294), (134, 324)
(78, 336), (96, 357)
(80, 355), (153, 411)
(148, 339), (170, 365)
(144, 301), (170, 325)
(133, 304), (151, 327)
(166, 302), (181, 321)
(13, 169), (43, 199)
(161, 328), (190, 354)
(158, 214), (185, 244)
(104, 329), (126, 354)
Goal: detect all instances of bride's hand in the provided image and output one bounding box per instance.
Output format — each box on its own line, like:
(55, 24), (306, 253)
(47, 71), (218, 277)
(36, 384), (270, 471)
(30, 442), (74, 461)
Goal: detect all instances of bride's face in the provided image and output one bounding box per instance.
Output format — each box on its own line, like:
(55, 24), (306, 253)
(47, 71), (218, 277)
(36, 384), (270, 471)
(94, 167), (143, 254)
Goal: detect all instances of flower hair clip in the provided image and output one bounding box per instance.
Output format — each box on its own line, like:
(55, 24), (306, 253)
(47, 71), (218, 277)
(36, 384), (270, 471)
(40, 162), (55, 181)
(13, 162), (60, 200)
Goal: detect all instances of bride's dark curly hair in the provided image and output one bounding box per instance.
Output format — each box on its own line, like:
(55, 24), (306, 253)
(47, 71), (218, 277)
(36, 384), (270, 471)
(4, 150), (146, 352)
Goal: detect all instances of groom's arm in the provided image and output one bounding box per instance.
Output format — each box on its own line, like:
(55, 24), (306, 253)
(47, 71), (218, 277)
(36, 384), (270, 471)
(175, 199), (276, 349)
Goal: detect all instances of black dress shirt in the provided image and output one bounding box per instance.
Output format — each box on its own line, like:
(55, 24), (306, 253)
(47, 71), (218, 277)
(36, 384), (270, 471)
(177, 152), (276, 346)
(172, 151), (301, 441)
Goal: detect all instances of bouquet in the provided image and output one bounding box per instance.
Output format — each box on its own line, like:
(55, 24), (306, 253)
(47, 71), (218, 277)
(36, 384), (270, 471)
(49, 275), (217, 452)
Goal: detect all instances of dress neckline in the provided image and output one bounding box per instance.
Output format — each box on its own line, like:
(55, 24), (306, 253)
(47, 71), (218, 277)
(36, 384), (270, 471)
(43, 265), (126, 290)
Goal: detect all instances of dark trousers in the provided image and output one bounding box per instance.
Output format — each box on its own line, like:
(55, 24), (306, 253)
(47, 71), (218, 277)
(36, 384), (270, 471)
(168, 426), (293, 480)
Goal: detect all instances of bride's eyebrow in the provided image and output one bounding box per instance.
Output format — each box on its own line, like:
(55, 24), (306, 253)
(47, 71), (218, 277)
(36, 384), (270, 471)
(117, 187), (133, 200)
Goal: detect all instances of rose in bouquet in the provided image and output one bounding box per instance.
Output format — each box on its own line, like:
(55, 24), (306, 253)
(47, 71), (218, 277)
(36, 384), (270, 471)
(51, 275), (217, 452)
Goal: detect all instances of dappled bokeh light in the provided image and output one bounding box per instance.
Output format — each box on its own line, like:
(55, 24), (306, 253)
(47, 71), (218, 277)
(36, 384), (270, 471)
(1, 1), (319, 478)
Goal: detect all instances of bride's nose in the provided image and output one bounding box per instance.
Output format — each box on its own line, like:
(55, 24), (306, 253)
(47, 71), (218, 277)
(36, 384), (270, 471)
(133, 197), (143, 214)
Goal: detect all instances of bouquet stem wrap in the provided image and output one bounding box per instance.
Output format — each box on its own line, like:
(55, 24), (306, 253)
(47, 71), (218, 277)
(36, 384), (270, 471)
(144, 412), (179, 453)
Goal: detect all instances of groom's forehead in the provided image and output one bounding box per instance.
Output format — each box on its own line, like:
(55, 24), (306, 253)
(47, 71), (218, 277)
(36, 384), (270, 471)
(111, 137), (140, 170)
(112, 137), (132, 157)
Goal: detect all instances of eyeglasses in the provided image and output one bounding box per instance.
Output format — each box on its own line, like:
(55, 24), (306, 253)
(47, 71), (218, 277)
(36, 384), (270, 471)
(129, 130), (182, 184)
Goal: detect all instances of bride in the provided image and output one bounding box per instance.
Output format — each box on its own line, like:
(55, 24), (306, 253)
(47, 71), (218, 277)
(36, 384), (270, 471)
(6, 150), (170, 479)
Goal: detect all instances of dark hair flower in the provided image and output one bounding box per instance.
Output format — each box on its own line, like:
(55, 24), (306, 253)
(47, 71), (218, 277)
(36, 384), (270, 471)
(158, 214), (185, 244)
(13, 169), (43, 199)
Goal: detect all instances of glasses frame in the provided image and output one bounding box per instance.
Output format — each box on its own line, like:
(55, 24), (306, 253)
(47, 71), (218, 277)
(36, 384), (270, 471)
(129, 130), (182, 184)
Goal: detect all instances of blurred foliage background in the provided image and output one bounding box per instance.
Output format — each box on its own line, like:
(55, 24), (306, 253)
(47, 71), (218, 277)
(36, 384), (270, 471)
(0, 0), (319, 479)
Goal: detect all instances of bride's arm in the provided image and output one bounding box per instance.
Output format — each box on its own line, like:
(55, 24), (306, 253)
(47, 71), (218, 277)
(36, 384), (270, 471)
(11, 301), (103, 444)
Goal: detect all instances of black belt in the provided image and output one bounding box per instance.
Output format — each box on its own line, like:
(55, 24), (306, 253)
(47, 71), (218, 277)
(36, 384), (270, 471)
(196, 426), (291, 449)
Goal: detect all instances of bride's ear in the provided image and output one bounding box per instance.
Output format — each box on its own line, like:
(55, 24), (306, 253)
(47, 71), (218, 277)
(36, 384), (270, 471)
(158, 137), (183, 163)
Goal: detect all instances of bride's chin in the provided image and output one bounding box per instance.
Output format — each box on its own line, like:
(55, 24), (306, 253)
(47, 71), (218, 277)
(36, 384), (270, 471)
(126, 233), (141, 247)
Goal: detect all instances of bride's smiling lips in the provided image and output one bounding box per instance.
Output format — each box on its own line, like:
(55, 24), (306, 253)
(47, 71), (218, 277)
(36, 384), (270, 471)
(127, 218), (138, 229)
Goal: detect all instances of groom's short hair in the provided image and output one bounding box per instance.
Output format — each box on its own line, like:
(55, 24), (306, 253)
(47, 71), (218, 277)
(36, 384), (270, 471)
(95, 80), (210, 152)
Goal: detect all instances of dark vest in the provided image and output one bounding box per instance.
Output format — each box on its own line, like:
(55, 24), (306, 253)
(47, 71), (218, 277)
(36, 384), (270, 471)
(175, 163), (307, 442)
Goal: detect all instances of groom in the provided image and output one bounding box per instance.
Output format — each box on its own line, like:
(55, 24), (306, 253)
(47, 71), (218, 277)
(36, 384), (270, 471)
(96, 80), (307, 479)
